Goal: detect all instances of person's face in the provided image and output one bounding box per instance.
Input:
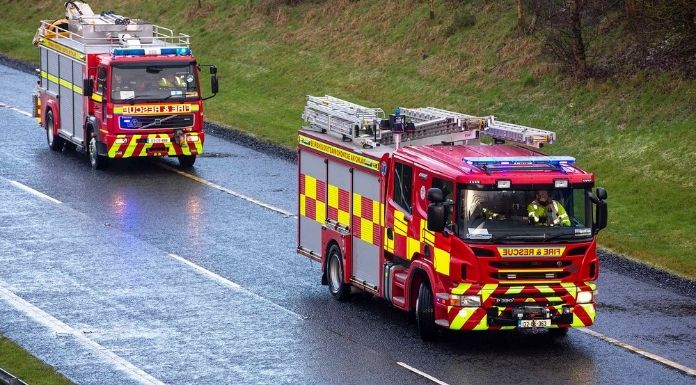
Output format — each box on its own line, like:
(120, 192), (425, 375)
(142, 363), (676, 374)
(536, 190), (550, 204)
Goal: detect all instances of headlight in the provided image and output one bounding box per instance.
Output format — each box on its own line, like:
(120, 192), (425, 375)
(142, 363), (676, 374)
(436, 293), (481, 307)
(460, 295), (482, 307)
(577, 290), (593, 304)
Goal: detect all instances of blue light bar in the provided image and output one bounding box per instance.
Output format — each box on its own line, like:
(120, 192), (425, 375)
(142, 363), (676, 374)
(111, 48), (145, 56)
(463, 156), (576, 166)
(112, 47), (191, 56)
(160, 47), (191, 56)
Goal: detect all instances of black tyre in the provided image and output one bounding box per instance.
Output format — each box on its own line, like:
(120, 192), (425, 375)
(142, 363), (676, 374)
(416, 281), (438, 341)
(178, 155), (196, 168)
(45, 110), (64, 151)
(88, 135), (108, 170)
(327, 245), (350, 301)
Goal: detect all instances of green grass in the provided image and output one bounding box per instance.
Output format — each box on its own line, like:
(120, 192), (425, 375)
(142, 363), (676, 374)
(0, 336), (74, 385)
(1, 0), (695, 279)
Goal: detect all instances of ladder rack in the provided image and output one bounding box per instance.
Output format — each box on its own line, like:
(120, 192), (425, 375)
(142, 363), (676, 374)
(482, 117), (556, 147)
(302, 95), (384, 147)
(301, 95), (557, 149)
(33, 2), (190, 51)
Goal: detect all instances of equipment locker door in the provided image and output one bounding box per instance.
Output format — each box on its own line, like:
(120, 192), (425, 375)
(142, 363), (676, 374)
(298, 150), (327, 255)
(351, 168), (381, 289)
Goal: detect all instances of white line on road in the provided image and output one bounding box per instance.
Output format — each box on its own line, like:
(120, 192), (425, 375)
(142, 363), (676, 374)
(397, 362), (451, 385)
(0, 284), (166, 385)
(577, 328), (696, 377)
(0, 101), (32, 117)
(159, 163), (297, 219)
(8, 179), (62, 204)
(168, 253), (305, 320)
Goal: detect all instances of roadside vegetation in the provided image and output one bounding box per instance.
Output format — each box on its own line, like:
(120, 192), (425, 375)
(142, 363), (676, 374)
(0, 336), (74, 385)
(1, 0), (695, 279)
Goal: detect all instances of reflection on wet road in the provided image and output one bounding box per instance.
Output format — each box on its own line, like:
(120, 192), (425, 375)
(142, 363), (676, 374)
(0, 63), (695, 385)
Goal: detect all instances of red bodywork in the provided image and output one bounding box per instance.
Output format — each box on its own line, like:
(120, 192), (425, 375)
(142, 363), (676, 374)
(298, 129), (599, 332)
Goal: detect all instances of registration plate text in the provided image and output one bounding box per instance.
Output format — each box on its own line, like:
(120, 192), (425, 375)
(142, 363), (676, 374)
(518, 319), (551, 328)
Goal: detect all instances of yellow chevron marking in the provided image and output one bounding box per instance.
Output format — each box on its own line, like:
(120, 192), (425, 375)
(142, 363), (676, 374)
(452, 283), (472, 295)
(123, 135), (140, 158)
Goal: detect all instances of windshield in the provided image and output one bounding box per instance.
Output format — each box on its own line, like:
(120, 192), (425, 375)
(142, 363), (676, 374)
(457, 186), (592, 242)
(111, 64), (199, 102)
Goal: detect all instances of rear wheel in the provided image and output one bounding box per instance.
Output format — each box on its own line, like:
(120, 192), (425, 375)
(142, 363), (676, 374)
(327, 245), (350, 301)
(45, 110), (64, 151)
(416, 281), (438, 341)
(177, 155), (196, 168)
(88, 135), (108, 170)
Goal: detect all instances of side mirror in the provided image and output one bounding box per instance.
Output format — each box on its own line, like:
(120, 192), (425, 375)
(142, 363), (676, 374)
(83, 78), (93, 97)
(594, 200), (608, 232)
(211, 73), (219, 95)
(201, 64), (219, 100)
(596, 187), (607, 200)
(427, 188), (443, 203)
(427, 203), (445, 232)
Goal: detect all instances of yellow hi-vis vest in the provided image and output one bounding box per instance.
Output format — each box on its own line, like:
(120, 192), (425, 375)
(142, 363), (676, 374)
(527, 200), (571, 226)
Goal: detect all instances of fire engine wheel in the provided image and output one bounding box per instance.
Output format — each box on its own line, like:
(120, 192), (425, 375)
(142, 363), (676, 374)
(416, 281), (438, 341)
(45, 110), (64, 151)
(327, 245), (350, 302)
(177, 155), (196, 168)
(88, 136), (108, 170)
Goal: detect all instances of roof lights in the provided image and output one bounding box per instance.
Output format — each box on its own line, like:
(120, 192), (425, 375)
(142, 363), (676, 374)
(463, 156), (576, 166)
(111, 47), (191, 56)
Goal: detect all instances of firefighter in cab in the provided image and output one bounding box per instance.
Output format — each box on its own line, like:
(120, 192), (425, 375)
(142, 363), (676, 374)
(528, 190), (571, 226)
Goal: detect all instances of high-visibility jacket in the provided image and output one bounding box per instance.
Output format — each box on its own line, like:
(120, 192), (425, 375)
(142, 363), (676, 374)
(527, 200), (571, 226)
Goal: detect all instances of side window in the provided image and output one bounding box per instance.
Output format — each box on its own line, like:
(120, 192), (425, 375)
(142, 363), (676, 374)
(393, 162), (413, 213)
(572, 188), (586, 226)
(433, 178), (454, 226)
(97, 66), (107, 94)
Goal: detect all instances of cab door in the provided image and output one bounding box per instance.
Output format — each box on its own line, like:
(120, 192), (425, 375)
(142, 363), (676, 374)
(384, 159), (418, 260)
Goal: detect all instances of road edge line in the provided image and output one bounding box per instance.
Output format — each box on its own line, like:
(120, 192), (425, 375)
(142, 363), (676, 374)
(0, 284), (166, 385)
(397, 362), (451, 385)
(7, 180), (62, 204)
(158, 163), (297, 219)
(577, 328), (696, 377)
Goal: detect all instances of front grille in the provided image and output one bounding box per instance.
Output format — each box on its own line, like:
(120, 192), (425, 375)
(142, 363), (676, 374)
(491, 288), (573, 306)
(487, 259), (575, 283)
(120, 114), (194, 129)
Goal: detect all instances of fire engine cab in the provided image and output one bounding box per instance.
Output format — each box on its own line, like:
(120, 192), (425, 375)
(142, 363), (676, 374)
(32, 1), (218, 170)
(297, 95), (608, 340)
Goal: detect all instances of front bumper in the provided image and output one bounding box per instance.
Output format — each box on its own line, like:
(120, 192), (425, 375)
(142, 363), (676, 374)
(105, 132), (204, 159)
(435, 282), (596, 331)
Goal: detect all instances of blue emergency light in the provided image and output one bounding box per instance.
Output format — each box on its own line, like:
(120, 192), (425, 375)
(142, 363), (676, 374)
(111, 47), (191, 56)
(463, 156), (576, 166)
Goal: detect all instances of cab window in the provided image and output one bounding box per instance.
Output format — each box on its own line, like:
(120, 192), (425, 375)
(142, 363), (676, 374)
(393, 162), (413, 213)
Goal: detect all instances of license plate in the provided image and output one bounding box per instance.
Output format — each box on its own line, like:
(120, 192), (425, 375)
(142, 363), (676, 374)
(518, 319), (551, 328)
(147, 137), (170, 144)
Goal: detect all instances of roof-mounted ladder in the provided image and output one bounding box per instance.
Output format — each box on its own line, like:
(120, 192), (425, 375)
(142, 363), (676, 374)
(302, 95), (385, 147)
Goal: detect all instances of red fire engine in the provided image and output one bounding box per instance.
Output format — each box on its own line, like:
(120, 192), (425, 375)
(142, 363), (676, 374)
(297, 95), (608, 340)
(32, 1), (218, 170)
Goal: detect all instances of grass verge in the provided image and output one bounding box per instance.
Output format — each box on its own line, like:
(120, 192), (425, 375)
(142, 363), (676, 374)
(0, 336), (74, 385)
(0, 0), (694, 279)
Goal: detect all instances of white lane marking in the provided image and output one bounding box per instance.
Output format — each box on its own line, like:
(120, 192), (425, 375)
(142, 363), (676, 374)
(0, 101), (32, 117)
(397, 362), (451, 385)
(8, 180), (62, 204)
(168, 253), (305, 320)
(578, 328), (696, 377)
(0, 284), (166, 385)
(159, 163), (297, 219)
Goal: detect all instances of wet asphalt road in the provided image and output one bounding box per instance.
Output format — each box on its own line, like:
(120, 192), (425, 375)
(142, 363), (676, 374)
(0, 63), (695, 385)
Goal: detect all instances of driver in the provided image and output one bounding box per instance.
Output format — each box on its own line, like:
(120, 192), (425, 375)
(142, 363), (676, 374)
(528, 190), (571, 226)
